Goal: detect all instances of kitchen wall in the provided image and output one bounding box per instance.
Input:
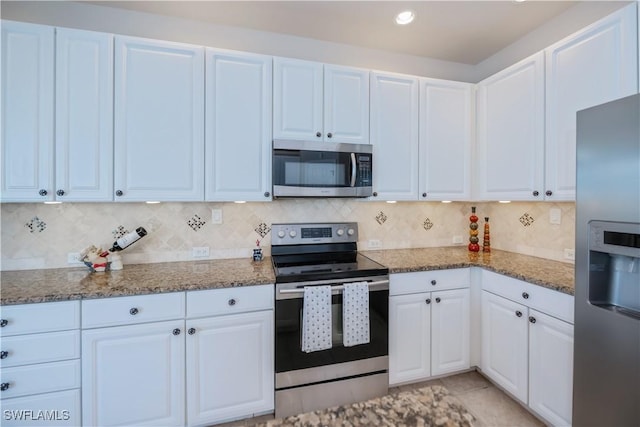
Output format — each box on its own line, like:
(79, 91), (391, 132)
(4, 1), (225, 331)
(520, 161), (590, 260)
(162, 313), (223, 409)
(0, 201), (574, 271)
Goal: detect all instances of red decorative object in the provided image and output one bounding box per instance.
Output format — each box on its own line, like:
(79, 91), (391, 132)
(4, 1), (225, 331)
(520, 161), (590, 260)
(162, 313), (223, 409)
(468, 207), (480, 252)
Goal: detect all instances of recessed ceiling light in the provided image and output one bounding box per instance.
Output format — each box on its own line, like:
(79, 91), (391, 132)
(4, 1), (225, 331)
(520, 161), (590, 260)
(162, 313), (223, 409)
(395, 10), (415, 25)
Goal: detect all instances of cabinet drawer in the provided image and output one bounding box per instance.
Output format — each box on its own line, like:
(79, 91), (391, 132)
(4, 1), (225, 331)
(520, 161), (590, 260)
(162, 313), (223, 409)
(1, 359), (80, 399)
(390, 269), (470, 296)
(1, 389), (81, 426)
(82, 292), (185, 328)
(481, 270), (574, 324)
(187, 284), (274, 318)
(0, 302), (80, 337)
(0, 330), (80, 368)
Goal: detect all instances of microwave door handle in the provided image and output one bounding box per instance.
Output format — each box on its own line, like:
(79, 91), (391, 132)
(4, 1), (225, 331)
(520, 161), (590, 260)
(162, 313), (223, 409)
(350, 153), (357, 187)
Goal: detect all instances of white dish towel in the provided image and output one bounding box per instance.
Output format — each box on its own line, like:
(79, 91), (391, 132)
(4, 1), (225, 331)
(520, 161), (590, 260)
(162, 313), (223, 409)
(301, 285), (332, 353)
(342, 281), (370, 347)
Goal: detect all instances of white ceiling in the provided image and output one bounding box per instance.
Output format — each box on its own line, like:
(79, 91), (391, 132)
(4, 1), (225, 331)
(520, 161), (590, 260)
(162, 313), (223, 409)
(84, 0), (597, 65)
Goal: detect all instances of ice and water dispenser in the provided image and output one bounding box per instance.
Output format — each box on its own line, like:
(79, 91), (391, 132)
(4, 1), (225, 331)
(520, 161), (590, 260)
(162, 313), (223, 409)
(588, 221), (640, 320)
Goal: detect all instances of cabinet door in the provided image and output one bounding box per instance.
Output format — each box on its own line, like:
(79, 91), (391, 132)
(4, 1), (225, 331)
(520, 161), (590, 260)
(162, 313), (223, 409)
(370, 72), (419, 201)
(1, 21), (54, 202)
(528, 309), (574, 427)
(205, 50), (272, 201)
(186, 311), (274, 427)
(545, 4), (638, 201)
(324, 65), (369, 144)
(476, 52), (545, 201)
(114, 36), (204, 201)
(431, 288), (470, 376)
(1, 389), (81, 427)
(273, 57), (323, 141)
(389, 292), (431, 385)
(480, 291), (528, 403)
(419, 79), (473, 201)
(55, 28), (113, 201)
(82, 320), (185, 426)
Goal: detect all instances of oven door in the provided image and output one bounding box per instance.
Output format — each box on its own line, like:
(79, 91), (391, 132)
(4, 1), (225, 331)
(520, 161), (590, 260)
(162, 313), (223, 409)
(275, 277), (388, 378)
(272, 140), (372, 198)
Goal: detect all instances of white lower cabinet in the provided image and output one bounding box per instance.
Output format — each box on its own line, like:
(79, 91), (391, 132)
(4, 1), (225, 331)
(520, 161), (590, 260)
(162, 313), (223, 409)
(82, 319), (186, 426)
(389, 269), (470, 385)
(81, 286), (275, 427)
(480, 271), (574, 427)
(0, 301), (81, 426)
(186, 310), (274, 426)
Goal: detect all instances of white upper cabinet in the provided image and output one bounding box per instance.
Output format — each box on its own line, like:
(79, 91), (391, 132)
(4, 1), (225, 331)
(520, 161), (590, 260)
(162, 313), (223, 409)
(273, 58), (369, 144)
(370, 72), (419, 201)
(419, 79), (473, 201)
(114, 36), (205, 201)
(1, 21), (54, 202)
(545, 3), (638, 201)
(323, 65), (369, 144)
(476, 52), (545, 201)
(205, 49), (272, 201)
(55, 28), (113, 201)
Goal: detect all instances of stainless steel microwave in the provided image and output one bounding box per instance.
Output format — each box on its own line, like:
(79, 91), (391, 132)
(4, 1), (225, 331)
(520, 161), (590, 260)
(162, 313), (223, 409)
(272, 140), (373, 198)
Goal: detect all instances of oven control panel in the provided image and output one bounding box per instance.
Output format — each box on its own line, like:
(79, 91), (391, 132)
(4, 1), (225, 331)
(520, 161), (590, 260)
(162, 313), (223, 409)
(272, 222), (358, 246)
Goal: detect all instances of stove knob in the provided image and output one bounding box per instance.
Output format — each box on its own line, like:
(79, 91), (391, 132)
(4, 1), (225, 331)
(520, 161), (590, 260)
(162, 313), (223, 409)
(336, 229), (344, 236)
(289, 230), (297, 238)
(277, 230), (285, 238)
(347, 228), (355, 236)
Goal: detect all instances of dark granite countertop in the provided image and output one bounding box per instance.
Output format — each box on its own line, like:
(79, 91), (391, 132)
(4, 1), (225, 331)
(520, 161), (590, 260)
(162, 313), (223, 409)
(0, 247), (574, 306)
(361, 247), (575, 295)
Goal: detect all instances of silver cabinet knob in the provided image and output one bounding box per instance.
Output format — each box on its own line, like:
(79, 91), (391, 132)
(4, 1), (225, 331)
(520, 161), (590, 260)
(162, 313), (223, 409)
(0, 351), (8, 359)
(316, 132), (322, 138)
(431, 280), (437, 286)
(516, 311), (523, 317)
(425, 298), (431, 304)
(435, 297), (441, 303)
(522, 292), (529, 300)
(129, 308), (139, 315)
(327, 132), (333, 138)
(56, 189), (65, 196)
(39, 189), (48, 196)
(228, 299), (236, 306)
(115, 190), (123, 197)
(529, 316), (537, 324)
(545, 190), (553, 196)
(0, 383), (10, 391)
(188, 328), (196, 335)
(0, 319), (7, 327)
(172, 328), (181, 335)
(532, 191), (539, 197)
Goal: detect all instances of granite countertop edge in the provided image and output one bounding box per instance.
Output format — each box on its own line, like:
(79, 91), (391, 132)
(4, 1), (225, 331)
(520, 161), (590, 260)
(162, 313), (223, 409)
(1, 248), (575, 305)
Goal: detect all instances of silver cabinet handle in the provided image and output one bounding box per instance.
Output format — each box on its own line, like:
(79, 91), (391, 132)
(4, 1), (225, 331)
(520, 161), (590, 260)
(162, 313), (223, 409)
(350, 153), (357, 187)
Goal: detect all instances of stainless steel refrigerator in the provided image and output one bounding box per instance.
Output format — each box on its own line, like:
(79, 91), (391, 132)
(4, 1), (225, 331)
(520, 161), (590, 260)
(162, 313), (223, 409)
(574, 93), (640, 426)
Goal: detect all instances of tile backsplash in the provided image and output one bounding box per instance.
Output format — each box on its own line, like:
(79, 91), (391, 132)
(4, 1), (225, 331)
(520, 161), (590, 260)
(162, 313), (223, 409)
(0, 200), (575, 271)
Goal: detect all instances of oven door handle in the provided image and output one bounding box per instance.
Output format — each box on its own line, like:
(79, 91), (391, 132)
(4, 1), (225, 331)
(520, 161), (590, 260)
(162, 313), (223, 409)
(278, 279), (389, 295)
(350, 152), (357, 187)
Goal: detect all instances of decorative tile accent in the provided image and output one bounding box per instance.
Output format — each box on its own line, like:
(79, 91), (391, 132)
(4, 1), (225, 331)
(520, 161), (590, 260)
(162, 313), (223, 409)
(520, 213), (535, 227)
(375, 211), (388, 225)
(254, 222), (270, 238)
(25, 217), (46, 233)
(112, 225), (129, 239)
(423, 218), (434, 231)
(187, 214), (206, 231)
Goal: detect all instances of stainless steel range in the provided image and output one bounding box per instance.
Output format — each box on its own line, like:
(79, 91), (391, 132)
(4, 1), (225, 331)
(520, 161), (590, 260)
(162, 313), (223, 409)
(271, 222), (389, 418)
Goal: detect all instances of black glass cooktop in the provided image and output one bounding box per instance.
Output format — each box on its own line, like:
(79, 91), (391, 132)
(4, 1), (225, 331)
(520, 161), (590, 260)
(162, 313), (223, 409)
(272, 252), (388, 283)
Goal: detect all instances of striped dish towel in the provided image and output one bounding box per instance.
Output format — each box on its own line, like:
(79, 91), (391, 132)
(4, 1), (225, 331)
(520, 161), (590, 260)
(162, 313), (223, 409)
(343, 281), (370, 347)
(301, 285), (332, 353)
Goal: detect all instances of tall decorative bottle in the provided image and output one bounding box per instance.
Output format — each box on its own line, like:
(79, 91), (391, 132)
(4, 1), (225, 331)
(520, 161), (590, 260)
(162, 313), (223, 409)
(483, 217), (491, 253)
(468, 207), (480, 252)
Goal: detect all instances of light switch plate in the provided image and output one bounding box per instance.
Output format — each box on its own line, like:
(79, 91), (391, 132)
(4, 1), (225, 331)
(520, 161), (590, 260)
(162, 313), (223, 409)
(211, 209), (223, 224)
(549, 208), (562, 225)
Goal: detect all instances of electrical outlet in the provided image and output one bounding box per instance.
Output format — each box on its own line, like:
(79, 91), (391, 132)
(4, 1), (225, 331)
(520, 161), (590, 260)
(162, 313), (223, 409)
(452, 235), (464, 244)
(67, 252), (82, 265)
(211, 209), (223, 224)
(564, 249), (575, 261)
(367, 239), (382, 249)
(192, 247), (210, 258)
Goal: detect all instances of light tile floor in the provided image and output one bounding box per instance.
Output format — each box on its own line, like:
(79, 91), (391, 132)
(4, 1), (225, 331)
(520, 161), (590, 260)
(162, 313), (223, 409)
(216, 370), (545, 427)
